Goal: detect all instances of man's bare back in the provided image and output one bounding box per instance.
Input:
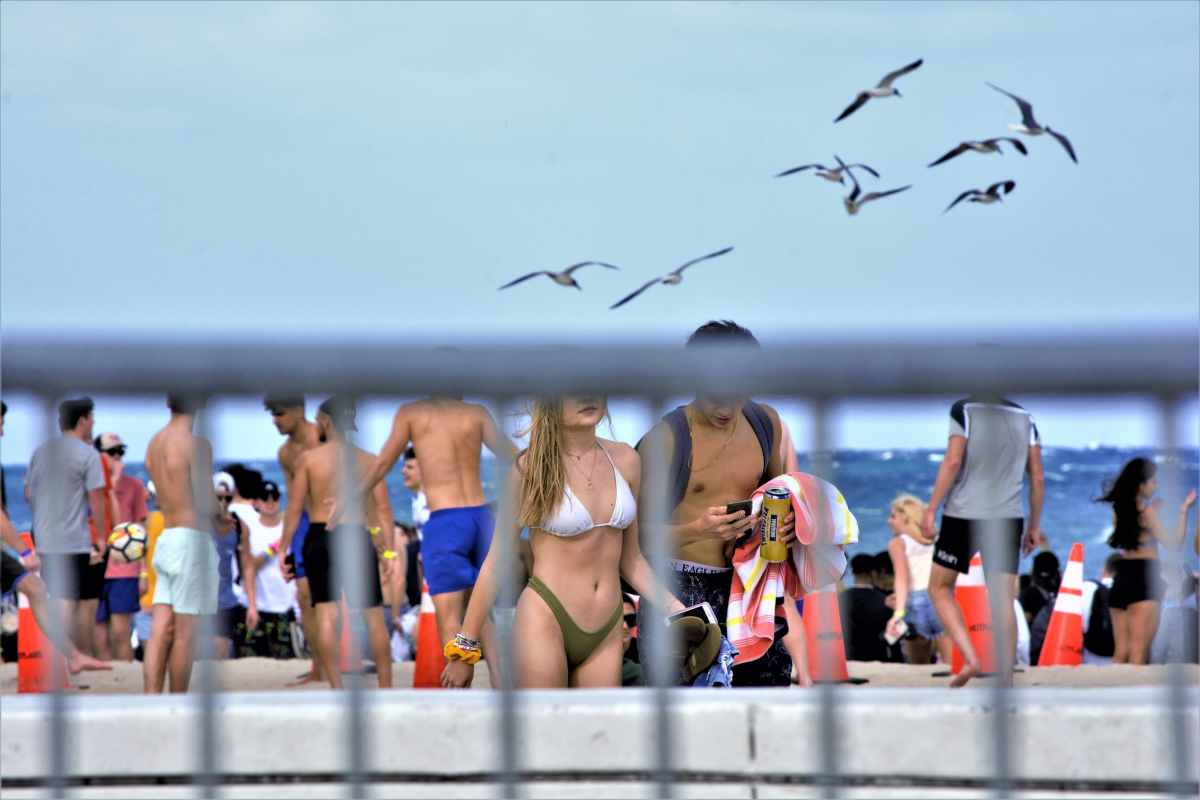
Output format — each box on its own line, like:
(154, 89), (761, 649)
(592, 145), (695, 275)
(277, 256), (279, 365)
(145, 418), (212, 531)
(369, 398), (514, 512)
(299, 442), (387, 528)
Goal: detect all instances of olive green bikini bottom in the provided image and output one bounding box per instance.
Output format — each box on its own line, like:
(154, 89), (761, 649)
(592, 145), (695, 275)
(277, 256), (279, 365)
(527, 575), (623, 669)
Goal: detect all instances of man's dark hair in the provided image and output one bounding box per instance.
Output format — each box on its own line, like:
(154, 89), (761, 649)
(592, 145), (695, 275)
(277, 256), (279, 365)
(167, 394), (202, 415)
(1, 401), (7, 418)
(404, 446), (417, 460)
(318, 395), (357, 433)
(263, 394), (305, 412)
(58, 397), (94, 431)
(686, 320), (759, 348)
(223, 464), (266, 500)
(849, 553), (876, 577)
(1103, 552), (1122, 576)
(873, 551), (894, 576)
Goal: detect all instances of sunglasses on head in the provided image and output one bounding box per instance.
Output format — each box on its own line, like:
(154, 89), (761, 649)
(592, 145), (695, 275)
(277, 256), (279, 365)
(104, 446), (127, 458)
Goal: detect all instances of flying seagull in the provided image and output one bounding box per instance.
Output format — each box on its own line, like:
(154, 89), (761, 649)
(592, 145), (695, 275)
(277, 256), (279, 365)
(927, 137), (1028, 168)
(834, 59), (923, 123)
(609, 247), (734, 310)
(498, 261), (620, 291)
(986, 82), (1077, 163)
(841, 158), (911, 216)
(943, 180), (1016, 214)
(775, 158), (880, 184)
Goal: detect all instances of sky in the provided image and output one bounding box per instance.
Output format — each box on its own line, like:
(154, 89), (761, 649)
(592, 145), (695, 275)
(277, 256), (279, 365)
(1, 1), (1197, 458)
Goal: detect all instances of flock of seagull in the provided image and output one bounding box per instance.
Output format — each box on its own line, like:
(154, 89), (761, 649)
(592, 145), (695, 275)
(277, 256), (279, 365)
(498, 59), (1078, 309)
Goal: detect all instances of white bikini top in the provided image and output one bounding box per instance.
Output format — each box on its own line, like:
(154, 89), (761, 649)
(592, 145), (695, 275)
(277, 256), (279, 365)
(539, 445), (637, 537)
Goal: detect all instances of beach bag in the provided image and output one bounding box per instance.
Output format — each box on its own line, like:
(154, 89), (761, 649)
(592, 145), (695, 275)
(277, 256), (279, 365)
(1084, 582), (1115, 658)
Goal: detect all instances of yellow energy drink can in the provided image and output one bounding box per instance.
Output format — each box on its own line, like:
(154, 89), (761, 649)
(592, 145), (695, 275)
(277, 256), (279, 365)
(759, 488), (790, 563)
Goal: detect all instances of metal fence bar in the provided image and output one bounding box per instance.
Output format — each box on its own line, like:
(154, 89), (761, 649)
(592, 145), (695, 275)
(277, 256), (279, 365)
(641, 396), (677, 799)
(40, 393), (69, 800)
(489, 395), (521, 799)
(979, 522), (1013, 798)
(809, 399), (840, 799)
(1157, 395), (1196, 799)
(193, 401), (219, 799)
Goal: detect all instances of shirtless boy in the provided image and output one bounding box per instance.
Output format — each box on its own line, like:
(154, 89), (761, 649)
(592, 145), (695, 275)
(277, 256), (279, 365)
(143, 395), (220, 693)
(279, 396), (396, 689)
(360, 394), (516, 684)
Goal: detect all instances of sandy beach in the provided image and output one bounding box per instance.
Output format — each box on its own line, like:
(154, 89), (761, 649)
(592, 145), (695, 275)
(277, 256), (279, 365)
(3, 659), (1195, 694)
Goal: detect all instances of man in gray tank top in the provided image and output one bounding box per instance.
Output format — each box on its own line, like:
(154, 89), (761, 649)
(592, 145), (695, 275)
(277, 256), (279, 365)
(921, 396), (1045, 686)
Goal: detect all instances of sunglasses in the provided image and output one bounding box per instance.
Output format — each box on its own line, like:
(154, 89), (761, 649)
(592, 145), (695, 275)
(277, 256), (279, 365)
(217, 495), (233, 505)
(262, 493), (281, 503)
(104, 446), (127, 458)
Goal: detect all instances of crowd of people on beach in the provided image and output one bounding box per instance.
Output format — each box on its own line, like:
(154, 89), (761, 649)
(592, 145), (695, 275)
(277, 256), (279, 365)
(2, 321), (1197, 693)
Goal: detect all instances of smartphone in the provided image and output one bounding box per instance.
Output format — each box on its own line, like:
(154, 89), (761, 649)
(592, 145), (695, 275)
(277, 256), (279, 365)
(725, 500), (754, 517)
(666, 601), (719, 627)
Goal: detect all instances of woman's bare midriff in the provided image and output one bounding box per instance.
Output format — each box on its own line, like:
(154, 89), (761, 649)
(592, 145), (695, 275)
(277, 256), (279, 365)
(527, 526), (623, 630)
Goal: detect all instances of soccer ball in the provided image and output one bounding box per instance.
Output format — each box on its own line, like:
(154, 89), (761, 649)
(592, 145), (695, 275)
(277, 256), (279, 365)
(107, 523), (148, 563)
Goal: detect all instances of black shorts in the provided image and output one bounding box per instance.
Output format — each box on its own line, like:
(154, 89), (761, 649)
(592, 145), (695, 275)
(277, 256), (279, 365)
(39, 553), (105, 601)
(2, 551), (29, 595)
(302, 523), (383, 608)
(208, 606), (243, 640)
(933, 516), (1023, 575)
(1108, 558), (1164, 609)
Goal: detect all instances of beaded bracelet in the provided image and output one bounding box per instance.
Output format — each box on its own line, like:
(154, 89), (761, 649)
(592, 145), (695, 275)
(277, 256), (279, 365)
(443, 633), (482, 664)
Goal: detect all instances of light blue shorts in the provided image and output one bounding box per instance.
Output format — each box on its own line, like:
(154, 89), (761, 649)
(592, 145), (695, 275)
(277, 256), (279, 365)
(152, 527), (219, 615)
(906, 589), (944, 639)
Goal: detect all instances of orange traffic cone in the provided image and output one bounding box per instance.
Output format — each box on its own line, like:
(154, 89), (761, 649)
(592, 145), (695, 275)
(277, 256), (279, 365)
(412, 582), (446, 688)
(16, 533), (67, 694)
(338, 595), (361, 674)
(1038, 543), (1085, 667)
(951, 553), (997, 675)
(802, 585), (865, 684)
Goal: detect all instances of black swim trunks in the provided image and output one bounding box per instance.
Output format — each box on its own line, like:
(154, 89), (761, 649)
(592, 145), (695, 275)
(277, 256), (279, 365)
(639, 560), (792, 687)
(38, 552), (105, 601)
(933, 516), (1023, 575)
(302, 523), (384, 608)
(1108, 558), (1165, 609)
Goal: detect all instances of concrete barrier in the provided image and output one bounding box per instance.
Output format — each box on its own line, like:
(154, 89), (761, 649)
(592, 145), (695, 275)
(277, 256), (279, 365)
(1, 687), (1195, 793)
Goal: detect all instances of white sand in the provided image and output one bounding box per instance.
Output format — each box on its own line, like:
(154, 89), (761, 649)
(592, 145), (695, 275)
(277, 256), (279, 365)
(2, 658), (1195, 694)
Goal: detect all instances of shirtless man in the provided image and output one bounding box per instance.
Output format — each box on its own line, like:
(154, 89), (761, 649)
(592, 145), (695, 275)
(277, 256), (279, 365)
(638, 321), (809, 686)
(142, 395), (220, 693)
(279, 396), (396, 689)
(265, 395), (325, 685)
(360, 394), (516, 684)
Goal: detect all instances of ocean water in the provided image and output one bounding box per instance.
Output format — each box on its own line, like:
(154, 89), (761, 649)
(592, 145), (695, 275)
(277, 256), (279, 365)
(4, 447), (1196, 578)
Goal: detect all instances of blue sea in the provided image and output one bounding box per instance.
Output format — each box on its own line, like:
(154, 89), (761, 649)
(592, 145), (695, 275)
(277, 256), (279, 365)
(4, 447), (1196, 578)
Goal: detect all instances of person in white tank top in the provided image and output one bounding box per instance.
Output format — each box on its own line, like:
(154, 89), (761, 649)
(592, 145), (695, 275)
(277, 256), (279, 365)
(886, 495), (952, 665)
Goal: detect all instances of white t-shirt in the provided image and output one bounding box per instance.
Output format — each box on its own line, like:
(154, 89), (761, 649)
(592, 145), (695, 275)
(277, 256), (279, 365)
(238, 515), (296, 614)
(412, 492), (430, 540)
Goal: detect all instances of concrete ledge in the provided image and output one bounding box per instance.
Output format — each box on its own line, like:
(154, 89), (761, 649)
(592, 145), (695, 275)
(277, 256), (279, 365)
(1, 688), (1195, 789)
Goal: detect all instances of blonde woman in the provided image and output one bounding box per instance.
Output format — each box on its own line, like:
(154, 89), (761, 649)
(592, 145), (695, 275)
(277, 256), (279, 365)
(442, 396), (683, 688)
(886, 494), (952, 665)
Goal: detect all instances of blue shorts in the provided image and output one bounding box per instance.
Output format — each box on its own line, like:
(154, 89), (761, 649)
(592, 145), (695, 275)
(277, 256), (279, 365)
(290, 511), (310, 579)
(422, 505), (494, 596)
(906, 589), (944, 639)
(96, 577), (141, 622)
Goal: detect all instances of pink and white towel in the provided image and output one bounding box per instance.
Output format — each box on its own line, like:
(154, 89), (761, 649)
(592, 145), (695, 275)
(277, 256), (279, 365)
(726, 472), (859, 665)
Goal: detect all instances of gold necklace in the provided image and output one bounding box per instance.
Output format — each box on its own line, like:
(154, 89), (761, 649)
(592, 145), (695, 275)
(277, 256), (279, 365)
(686, 407), (738, 474)
(564, 440), (602, 489)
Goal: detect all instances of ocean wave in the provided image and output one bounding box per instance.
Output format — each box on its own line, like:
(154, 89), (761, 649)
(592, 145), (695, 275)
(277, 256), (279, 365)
(927, 453), (943, 463)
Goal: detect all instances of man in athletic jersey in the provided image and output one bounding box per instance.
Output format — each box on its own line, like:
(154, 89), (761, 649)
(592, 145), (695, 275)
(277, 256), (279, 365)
(279, 396), (396, 689)
(922, 395), (1044, 686)
(143, 395), (220, 693)
(359, 394), (516, 685)
(637, 321), (807, 686)
(265, 395), (325, 685)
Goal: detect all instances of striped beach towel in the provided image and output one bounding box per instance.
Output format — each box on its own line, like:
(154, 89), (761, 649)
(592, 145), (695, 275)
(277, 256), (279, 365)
(727, 472), (859, 665)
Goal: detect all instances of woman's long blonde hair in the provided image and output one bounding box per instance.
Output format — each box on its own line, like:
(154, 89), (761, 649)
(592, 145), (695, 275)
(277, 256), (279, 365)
(890, 494), (926, 539)
(518, 399), (567, 528)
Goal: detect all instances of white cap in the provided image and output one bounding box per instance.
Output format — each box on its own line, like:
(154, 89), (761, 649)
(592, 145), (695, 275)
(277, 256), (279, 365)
(213, 471), (235, 493)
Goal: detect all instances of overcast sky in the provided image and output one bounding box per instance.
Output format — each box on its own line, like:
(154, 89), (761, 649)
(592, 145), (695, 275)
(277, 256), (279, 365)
(1, 1), (1196, 458)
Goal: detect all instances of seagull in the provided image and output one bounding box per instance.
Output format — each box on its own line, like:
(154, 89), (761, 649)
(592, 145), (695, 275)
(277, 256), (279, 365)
(841, 158), (911, 216)
(775, 157), (880, 184)
(986, 82), (1077, 163)
(834, 59), (923, 122)
(609, 247), (734, 310)
(498, 261), (620, 291)
(927, 137), (1028, 168)
(943, 180), (1016, 214)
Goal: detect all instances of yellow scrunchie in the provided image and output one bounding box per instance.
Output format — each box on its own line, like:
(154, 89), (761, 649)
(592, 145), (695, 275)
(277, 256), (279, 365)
(444, 639), (482, 664)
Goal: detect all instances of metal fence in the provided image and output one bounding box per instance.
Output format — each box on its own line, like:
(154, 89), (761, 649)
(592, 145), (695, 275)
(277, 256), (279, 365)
(1, 331), (1197, 798)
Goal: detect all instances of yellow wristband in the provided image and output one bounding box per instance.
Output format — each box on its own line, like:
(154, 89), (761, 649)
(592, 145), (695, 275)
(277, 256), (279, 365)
(382, 549), (398, 561)
(892, 608), (906, 619)
(368, 527), (381, 538)
(139, 571), (149, 579)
